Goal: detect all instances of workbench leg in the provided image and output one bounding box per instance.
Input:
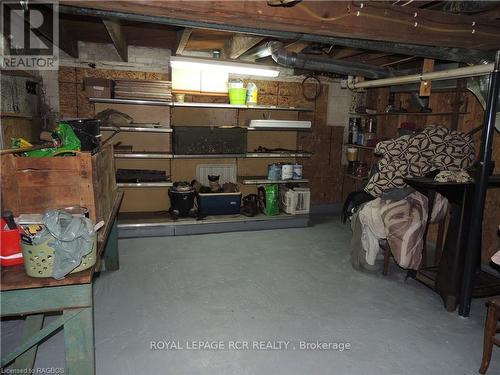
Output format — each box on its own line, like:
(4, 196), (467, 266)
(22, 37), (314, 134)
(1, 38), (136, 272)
(10, 314), (44, 371)
(64, 307), (95, 375)
(103, 219), (119, 271)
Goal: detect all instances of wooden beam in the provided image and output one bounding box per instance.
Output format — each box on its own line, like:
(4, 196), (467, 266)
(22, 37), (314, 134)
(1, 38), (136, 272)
(419, 58), (434, 97)
(227, 34), (264, 59)
(60, 1), (500, 50)
(103, 19), (127, 62)
(176, 28), (192, 55)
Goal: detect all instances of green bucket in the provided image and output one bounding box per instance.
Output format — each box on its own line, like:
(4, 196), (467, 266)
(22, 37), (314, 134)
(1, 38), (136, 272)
(228, 88), (247, 105)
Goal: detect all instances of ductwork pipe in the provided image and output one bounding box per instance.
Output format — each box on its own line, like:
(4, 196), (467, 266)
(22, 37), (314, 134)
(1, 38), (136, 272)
(268, 41), (394, 79)
(348, 62), (494, 89)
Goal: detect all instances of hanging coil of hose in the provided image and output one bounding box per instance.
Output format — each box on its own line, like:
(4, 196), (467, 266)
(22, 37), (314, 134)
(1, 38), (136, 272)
(301, 75), (321, 101)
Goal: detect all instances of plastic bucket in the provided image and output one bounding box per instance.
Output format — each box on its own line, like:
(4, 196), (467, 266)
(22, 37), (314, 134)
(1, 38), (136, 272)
(281, 164), (294, 180)
(292, 164), (303, 180)
(229, 88), (247, 105)
(21, 234), (97, 278)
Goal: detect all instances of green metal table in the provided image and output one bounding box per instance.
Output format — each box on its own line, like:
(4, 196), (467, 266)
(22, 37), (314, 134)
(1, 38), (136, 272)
(1, 192), (123, 374)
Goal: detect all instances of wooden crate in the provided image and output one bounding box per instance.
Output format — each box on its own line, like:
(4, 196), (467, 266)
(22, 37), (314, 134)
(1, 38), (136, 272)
(1, 145), (116, 224)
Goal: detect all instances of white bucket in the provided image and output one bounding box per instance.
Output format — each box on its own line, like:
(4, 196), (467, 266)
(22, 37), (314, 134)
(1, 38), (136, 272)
(281, 164), (294, 180)
(292, 164), (303, 180)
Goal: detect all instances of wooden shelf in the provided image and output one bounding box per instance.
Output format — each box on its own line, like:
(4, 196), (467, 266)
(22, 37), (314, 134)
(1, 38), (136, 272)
(117, 182), (173, 188)
(114, 152), (173, 159)
(101, 126), (172, 133)
(173, 154), (245, 159)
(113, 153), (311, 160)
(344, 144), (375, 150)
(238, 176), (309, 185)
(90, 98), (171, 106)
(349, 112), (469, 117)
(89, 97), (313, 112)
(245, 152), (312, 158)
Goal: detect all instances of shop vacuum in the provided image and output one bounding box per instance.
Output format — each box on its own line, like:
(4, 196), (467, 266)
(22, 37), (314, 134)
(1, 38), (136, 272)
(168, 182), (196, 219)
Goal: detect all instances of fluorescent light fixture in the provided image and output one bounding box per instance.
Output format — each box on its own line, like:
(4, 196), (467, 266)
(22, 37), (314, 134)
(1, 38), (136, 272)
(249, 120), (312, 129)
(170, 56), (280, 78)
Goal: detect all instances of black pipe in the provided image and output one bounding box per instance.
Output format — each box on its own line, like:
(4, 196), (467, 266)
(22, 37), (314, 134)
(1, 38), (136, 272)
(268, 41), (394, 79)
(458, 51), (500, 317)
(58, 5), (493, 65)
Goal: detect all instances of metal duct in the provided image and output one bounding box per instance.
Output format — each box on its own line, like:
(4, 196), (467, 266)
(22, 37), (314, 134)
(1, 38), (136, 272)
(267, 41), (394, 79)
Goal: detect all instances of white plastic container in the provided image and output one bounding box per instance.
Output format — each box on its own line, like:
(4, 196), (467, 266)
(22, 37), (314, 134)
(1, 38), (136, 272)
(281, 164), (294, 180)
(246, 82), (258, 104)
(279, 187), (310, 215)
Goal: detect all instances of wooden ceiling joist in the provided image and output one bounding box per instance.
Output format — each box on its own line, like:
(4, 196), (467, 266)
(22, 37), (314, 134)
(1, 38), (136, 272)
(60, 1), (500, 50)
(176, 28), (193, 55)
(227, 34), (264, 59)
(103, 19), (128, 62)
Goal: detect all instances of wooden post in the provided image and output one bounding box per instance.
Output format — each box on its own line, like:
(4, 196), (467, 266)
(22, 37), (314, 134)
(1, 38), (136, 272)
(419, 59), (434, 97)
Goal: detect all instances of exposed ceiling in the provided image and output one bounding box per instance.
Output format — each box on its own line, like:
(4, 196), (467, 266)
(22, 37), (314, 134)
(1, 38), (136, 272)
(13, 1), (500, 76)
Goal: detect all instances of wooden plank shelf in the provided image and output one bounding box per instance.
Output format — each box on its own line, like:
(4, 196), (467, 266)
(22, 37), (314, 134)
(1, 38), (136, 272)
(114, 152), (174, 159)
(89, 97), (313, 112)
(117, 182), (173, 188)
(90, 98), (171, 106)
(245, 152), (312, 158)
(101, 126), (172, 133)
(344, 144), (375, 150)
(349, 112), (469, 117)
(173, 154), (245, 159)
(238, 176), (309, 185)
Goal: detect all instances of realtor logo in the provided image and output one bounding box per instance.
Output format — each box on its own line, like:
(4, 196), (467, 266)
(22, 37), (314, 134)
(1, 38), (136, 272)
(1, 1), (59, 70)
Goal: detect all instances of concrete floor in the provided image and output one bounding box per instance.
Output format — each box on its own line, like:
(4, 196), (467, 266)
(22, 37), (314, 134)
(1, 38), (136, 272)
(2, 214), (498, 375)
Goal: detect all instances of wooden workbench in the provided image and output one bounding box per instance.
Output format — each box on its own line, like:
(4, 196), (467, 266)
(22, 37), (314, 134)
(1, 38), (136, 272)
(1, 192), (123, 374)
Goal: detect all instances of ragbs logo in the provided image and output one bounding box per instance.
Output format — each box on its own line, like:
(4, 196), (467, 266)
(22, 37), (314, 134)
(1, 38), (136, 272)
(1, 1), (59, 70)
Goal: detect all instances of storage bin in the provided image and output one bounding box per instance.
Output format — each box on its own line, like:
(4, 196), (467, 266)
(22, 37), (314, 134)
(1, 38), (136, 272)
(1, 145), (116, 225)
(197, 192), (242, 215)
(0, 218), (23, 266)
(21, 234), (97, 278)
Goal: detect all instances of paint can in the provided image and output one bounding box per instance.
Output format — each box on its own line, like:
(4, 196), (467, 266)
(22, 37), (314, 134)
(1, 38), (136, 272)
(268, 163), (282, 180)
(281, 163), (294, 180)
(292, 164), (303, 180)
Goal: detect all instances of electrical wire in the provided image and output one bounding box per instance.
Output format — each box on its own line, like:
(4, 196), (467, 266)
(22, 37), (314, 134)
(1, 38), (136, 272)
(297, 3), (500, 38)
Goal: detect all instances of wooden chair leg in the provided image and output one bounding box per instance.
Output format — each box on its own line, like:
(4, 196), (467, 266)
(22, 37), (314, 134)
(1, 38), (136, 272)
(480, 303), (498, 374)
(382, 246), (390, 276)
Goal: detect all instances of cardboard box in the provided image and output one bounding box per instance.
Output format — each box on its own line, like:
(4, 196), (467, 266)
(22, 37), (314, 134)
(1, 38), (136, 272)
(84, 77), (113, 98)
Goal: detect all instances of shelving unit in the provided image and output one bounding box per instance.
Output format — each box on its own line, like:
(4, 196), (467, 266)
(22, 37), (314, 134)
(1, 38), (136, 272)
(238, 176), (309, 185)
(90, 97), (313, 112)
(94, 95), (312, 233)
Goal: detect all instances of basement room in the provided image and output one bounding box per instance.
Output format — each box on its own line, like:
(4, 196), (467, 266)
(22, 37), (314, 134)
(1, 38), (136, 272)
(1, 1), (500, 374)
